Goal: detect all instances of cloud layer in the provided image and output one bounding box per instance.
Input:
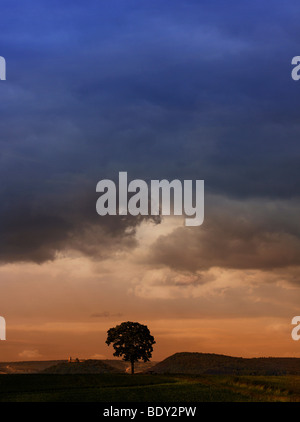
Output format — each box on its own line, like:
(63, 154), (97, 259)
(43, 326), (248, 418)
(148, 197), (300, 272)
(0, 0), (300, 263)
(0, 1), (300, 360)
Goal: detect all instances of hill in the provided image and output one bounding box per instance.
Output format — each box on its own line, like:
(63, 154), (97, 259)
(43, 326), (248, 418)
(41, 360), (158, 374)
(41, 360), (120, 374)
(105, 360), (158, 373)
(0, 361), (65, 374)
(148, 352), (300, 375)
(0, 359), (158, 374)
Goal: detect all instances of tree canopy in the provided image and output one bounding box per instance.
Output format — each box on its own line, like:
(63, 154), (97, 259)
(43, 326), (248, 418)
(106, 321), (156, 374)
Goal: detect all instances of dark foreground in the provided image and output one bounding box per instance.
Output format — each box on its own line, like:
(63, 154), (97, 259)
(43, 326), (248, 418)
(0, 374), (300, 402)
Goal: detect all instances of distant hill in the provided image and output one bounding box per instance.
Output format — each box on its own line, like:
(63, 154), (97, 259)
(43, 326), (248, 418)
(148, 352), (300, 375)
(0, 359), (158, 374)
(105, 360), (158, 373)
(42, 360), (120, 374)
(0, 361), (65, 374)
(41, 359), (158, 374)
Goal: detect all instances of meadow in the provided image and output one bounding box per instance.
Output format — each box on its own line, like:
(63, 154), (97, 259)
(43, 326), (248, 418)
(0, 374), (299, 402)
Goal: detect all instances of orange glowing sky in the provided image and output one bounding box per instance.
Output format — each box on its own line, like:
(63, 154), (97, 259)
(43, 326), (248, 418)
(1, 202), (300, 362)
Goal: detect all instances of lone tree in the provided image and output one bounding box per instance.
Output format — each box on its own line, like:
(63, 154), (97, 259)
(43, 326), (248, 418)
(106, 321), (155, 374)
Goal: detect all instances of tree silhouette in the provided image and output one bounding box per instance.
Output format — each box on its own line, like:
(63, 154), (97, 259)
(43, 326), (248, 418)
(106, 321), (155, 374)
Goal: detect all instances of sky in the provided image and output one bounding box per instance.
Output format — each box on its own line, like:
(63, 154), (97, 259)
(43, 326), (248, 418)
(0, 0), (300, 361)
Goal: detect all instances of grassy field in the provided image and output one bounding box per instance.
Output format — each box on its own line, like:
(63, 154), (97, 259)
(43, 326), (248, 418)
(0, 374), (299, 402)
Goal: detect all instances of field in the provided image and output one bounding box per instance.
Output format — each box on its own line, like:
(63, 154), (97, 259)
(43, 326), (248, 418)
(0, 374), (300, 402)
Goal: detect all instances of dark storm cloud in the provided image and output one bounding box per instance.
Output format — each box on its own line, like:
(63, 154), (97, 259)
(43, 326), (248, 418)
(1, 0), (300, 262)
(0, 189), (156, 263)
(147, 197), (300, 272)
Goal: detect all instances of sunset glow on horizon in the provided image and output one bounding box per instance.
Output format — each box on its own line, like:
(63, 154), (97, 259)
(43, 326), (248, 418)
(1, 214), (300, 362)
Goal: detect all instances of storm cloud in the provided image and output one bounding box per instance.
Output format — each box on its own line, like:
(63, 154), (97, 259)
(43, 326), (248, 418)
(1, 0), (300, 263)
(147, 197), (300, 272)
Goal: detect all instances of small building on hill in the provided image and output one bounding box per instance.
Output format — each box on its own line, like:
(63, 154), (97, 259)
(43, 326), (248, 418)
(68, 356), (84, 363)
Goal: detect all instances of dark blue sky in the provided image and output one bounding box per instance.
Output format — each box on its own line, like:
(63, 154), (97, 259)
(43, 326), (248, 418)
(1, 0), (300, 262)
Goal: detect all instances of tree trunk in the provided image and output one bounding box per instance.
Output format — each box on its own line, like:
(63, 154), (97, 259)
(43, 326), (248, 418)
(131, 360), (135, 375)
